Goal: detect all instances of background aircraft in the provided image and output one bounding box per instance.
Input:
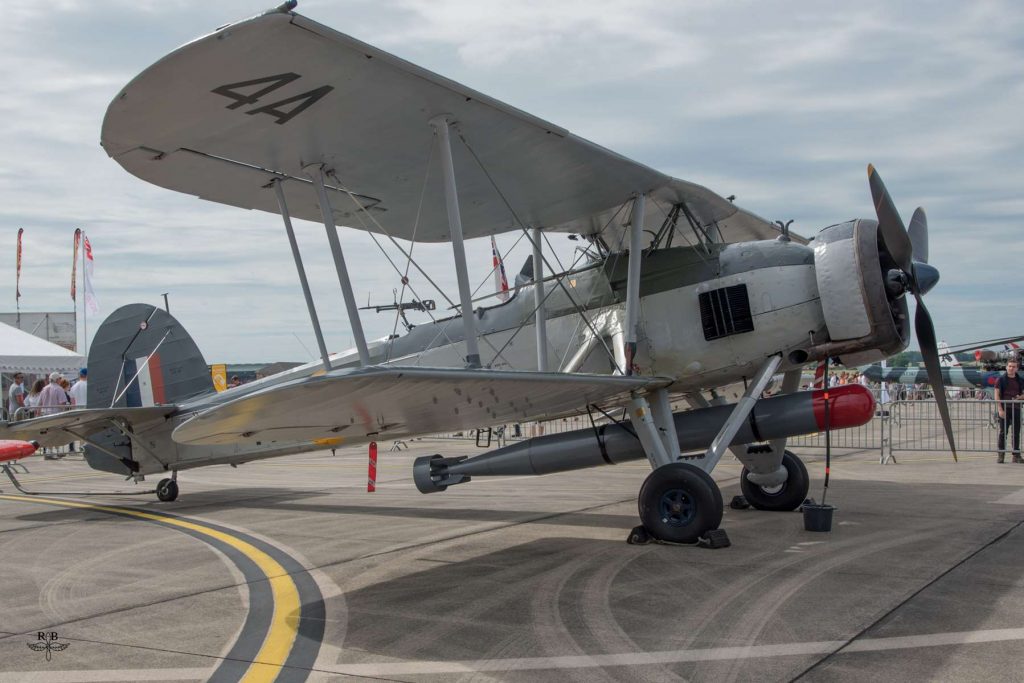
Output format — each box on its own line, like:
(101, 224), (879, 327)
(864, 335), (1024, 395)
(2, 3), (955, 544)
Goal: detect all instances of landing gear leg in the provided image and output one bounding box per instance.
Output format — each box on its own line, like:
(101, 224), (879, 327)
(156, 472), (179, 502)
(627, 390), (724, 544)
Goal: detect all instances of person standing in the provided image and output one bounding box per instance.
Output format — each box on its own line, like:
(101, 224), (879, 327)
(6, 373), (26, 419)
(37, 372), (70, 416)
(994, 359), (1024, 463)
(69, 368), (87, 407)
(24, 379), (45, 417)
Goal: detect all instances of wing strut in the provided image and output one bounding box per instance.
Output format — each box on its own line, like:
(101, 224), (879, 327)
(624, 194), (646, 375)
(431, 115), (482, 368)
(532, 227), (549, 371)
(272, 179), (332, 372)
(306, 163), (371, 366)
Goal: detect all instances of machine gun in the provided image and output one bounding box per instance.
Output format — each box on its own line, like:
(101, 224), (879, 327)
(360, 289), (436, 331)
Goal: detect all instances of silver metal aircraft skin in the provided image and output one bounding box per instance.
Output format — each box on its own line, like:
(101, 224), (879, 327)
(1, 3), (958, 543)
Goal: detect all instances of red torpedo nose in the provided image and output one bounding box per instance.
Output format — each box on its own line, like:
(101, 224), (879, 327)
(811, 384), (876, 431)
(0, 440), (39, 463)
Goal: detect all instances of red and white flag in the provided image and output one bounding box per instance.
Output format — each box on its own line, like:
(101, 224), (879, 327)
(812, 361), (827, 389)
(71, 228), (81, 302)
(83, 234), (98, 314)
(16, 228), (23, 305)
(491, 236), (509, 302)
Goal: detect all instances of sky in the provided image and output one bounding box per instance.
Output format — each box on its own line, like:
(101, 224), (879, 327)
(1, 0), (1022, 363)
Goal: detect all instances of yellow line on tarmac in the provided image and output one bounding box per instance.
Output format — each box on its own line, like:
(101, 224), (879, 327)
(0, 494), (299, 683)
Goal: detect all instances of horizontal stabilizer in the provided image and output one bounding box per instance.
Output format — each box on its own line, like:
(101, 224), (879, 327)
(172, 366), (671, 446)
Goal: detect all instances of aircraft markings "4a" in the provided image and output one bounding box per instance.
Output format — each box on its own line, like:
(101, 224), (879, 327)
(211, 73), (333, 125)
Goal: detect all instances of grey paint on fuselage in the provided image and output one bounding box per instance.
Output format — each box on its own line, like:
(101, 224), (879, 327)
(93, 241), (830, 476)
(217, 240), (823, 400)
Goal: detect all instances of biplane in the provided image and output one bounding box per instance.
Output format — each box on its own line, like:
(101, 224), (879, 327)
(1, 2), (956, 543)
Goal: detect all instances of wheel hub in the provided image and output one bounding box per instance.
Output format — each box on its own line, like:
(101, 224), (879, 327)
(659, 489), (696, 526)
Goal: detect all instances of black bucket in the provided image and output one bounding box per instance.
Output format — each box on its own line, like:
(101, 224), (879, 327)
(802, 503), (835, 532)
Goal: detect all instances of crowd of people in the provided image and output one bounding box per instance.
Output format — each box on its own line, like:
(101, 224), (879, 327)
(5, 368), (87, 420)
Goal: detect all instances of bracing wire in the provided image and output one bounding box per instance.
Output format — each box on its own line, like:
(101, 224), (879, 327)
(455, 128), (626, 373)
(336, 168), (516, 368)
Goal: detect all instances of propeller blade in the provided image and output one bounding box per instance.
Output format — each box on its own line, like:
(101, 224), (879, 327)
(914, 294), (958, 461)
(868, 164), (914, 272)
(908, 207), (929, 264)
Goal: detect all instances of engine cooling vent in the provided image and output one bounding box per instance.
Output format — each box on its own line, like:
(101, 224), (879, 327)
(699, 284), (754, 341)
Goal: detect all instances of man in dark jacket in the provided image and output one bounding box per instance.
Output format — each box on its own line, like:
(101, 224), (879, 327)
(994, 359), (1024, 463)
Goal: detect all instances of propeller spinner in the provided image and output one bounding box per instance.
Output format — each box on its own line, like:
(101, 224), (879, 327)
(868, 164), (957, 461)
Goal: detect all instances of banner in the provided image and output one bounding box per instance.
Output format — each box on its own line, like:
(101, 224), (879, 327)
(71, 228), (81, 302)
(83, 234), (98, 314)
(491, 235), (509, 302)
(16, 228), (23, 305)
(211, 364), (227, 392)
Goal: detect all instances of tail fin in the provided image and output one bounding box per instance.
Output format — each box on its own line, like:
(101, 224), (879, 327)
(87, 304), (213, 409)
(83, 304), (213, 475)
(938, 341), (960, 367)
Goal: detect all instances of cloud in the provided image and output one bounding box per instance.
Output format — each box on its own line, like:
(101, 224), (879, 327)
(1, 0), (1022, 362)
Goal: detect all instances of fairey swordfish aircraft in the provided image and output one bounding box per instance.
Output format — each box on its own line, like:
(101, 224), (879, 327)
(1, 2), (958, 544)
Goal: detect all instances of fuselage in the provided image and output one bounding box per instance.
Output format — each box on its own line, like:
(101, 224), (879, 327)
(97, 224), (910, 477)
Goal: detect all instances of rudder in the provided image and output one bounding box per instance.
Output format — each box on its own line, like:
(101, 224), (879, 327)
(83, 304), (213, 475)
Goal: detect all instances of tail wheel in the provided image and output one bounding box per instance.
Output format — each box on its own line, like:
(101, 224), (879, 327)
(740, 450), (809, 511)
(638, 463), (723, 543)
(156, 478), (179, 502)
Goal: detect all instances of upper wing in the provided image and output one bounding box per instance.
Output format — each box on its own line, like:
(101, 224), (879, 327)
(1, 407), (176, 448)
(102, 8), (794, 245)
(172, 366), (671, 446)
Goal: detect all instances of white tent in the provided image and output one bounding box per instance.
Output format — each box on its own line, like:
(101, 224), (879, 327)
(0, 322), (84, 374)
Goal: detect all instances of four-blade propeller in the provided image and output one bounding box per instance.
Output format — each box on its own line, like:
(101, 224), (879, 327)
(868, 164), (957, 461)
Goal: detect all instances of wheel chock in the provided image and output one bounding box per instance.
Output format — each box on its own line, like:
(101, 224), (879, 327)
(729, 495), (750, 510)
(697, 528), (731, 548)
(625, 525), (731, 549)
(626, 525), (651, 545)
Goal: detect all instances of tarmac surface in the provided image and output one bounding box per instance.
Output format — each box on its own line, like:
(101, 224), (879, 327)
(0, 437), (1022, 682)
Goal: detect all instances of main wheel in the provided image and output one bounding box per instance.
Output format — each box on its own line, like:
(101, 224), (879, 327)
(740, 450), (809, 511)
(156, 478), (179, 502)
(638, 463), (723, 543)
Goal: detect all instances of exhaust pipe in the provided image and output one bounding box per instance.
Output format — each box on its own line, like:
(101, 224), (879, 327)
(414, 384), (873, 492)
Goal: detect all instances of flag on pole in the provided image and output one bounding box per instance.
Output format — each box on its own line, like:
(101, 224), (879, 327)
(491, 235), (509, 302)
(16, 228), (24, 306)
(71, 228), (81, 301)
(83, 233), (98, 314)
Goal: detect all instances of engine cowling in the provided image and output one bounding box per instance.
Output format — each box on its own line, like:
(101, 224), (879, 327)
(808, 218), (911, 365)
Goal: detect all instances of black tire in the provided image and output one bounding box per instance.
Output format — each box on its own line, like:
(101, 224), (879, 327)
(638, 463), (723, 543)
(156, 478), (179, 502)
(740, 450), (809, 511)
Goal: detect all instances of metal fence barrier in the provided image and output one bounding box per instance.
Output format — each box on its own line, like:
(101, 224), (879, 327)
(882, 397), (1018, 463)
